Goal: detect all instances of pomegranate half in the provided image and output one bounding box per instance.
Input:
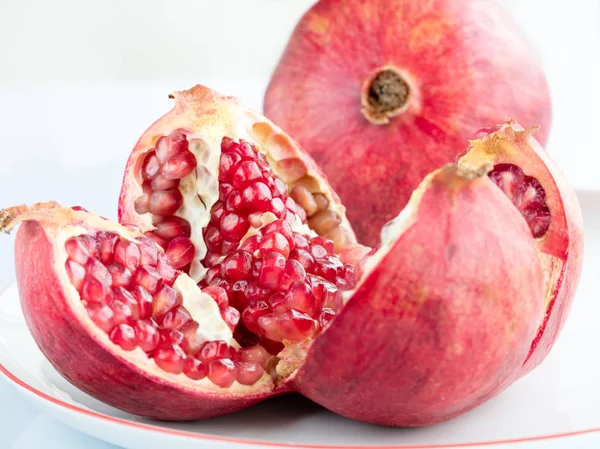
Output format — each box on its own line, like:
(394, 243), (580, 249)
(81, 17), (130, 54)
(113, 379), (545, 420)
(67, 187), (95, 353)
(457, 121), (584, 375)
(264, 0), (552, 247)
(2, 86), (547, 426)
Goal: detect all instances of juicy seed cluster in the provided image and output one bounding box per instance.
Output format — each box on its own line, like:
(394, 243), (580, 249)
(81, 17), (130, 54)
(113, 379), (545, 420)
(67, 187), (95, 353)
(488, 163), (551, 238)
(65, 232), (269, 387)
(202, 137), (307, 266)
(135, 131), (197, 270)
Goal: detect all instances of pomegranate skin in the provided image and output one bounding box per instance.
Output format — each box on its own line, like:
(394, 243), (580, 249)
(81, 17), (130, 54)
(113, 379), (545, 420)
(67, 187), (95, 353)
(12, 213), (283, 421)
(264, 0), (552, 247)
(458, 121), (584, 375)
(293, 166), (546, 426)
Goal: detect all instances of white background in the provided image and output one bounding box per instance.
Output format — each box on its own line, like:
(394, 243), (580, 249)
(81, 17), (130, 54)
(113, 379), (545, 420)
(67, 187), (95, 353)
(0, 1), (599, 448)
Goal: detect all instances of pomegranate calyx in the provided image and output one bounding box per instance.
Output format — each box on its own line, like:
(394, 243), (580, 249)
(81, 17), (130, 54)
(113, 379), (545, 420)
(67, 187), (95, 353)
(360, 66), (413, 125)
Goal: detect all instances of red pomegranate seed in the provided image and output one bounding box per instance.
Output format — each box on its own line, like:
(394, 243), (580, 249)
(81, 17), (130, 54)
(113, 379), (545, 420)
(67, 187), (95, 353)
(166, 237), (195, 269)
(208, 277), (233, 298)
(159, 328), (184, 345)
(161, 150), (197, 180)
(180, 321), (202, 355)
(134, 191), (151, 214)
(319, 308), (336, 328)
(106, 263), (132, 287)
(219, 152), (242, 182)
(279, 259), (307, 291)
(221, 240), (238, 256)
(210, 202), (226, 226)
(262, 220), (294, 246)
(207, 358), (237, 388)
(85, 258), (113, 286)
(145, 231), (169, 250)
(81, 277), (114, 304)
(219, 183), (234, 201)
(260, 232), (291, 258)
(310, 275), (339, 310)
(220, 213), (250, 241)
(244, 282), (270, 302)
(198, 340), (235, 363)
(204, 226), (223, 253)
(133, 265), (162, 293)
(283, 281), (316, 315)
(242, 182), (272, 212)
(294, 234), (309, 249)
(259, 252), (286, 290)
(157, 257), (178, 286)
(154, 216), (191, 240)
(242, 300), (270, 334)
(150, 189), (183, 216)
(251, 260), (262, 278)
(273, 178), (287, 197)
(239, 234), (261, 253)
(152, 344), (186, 374)
(110, 324), (137, 351)
(258, 310), (317, 342)
(236, 141), (256, 160)
(289, 248), (315, 272)
(204, 266), (220, 284)
(232, 161), (263, 189)
(156, 132), (188, 163)
(150, 175), (179, 191)
(202, 286), (229, 308)
(238, 345), (270, 368)
(269, 198), (286, 218)
(313, 258), (340, 283)
(112, 286), (140, 319)
(236, 361), (265, 386)
(96, 232), (118, 264)
(221, 306), (241, 330)
(134, 320), (160, 353)
(114, 240), (141, 271)
(220, 251), (252, 281)
(184, 358), (206, 380)
(231, 280), (249, 309)
(156, 307), (192, 330)
(131, 285), (154, 319)
(137, 238), (159, 266)
(65, 236), (91, 265)
(110, 299), (133, 325)
(66, 260), (85, 292)
(311, 236), (335, 255)
(142, 151), (161, 180)
(86, 303), (115, 332)
(310, 244), (328, 259)
(225, 190), (244, 212)
(153, 284), (183, 317)
(268, 292), (287, 313)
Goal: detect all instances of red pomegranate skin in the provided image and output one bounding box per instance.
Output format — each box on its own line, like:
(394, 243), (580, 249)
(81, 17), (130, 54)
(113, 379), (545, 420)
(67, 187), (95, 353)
(264, 0), (552, 247)
(14, 220), (281, 421)
(293, 166), (545, 426)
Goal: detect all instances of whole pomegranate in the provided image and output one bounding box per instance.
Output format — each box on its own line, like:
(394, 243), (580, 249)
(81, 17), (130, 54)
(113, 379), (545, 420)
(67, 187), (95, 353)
(264, 0), (552, 247)
(2, 86), (564, 427)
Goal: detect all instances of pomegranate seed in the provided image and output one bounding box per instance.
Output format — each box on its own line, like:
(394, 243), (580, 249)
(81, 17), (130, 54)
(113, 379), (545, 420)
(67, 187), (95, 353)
(153, 284), (183, 317)
(150, 189), (183, 216)
(262, 220), (294, 246)
(114, 240), (141, 271)
(142, 151), (161, 180)
(184, 358), (206, 380)
(237, 141), (257, 160)
(210, 202), (226, 226)
(294, 234), (309, 249)
(152, 344), (186, 374)
(85, 258), (112, 286)
(279, 260), (307, 291)
(273, 178), (287, 196)
(159, 328), (184, 345)
(207, 359), (237, 388)
(252, 260), (262, 278)
(208, 277), (233, 298)
(66, 260), (85, 292)
(155, 307), (192, 330)
(238, 345), (270, 368)
(112, 286), (140, 319)
(313, 259), (340, 283)
(204, 226), (223, 253)
(244, 282), (270, 302)
(133, 265), (162, 293)
(219, 152), (242, 182)
(310, 244), (328, 259)
(65, 236), (91, 265)
(145, 231), (169, 250)
(236, 361), (265, 386)
(242, 182), (272, 212)
(311, 236), (335, 255)
(199, 340), (235, 363)
(220, 251), (252, 281)
(202, 286), (229, 308)
(86, 303), (115, 332)
(110, 324), (137, 351)
(219, 183), (234, 201)
(134, 320), (160, 352)
(107, 263), (132, 287)
(205, 266), (220, 284)
(81, 277), (114, 304)
(96, 232), (118, 264)
(135, 191), (151, 214)
(220, 213), (250, 241)
(155, 132), (188, 163)
(287, 197), (307, 222)
(268, 292), (287, 313)
(284, 281), (316, 315)
(166, 237), (195, 269)
(157, 257), (178, 285)
(258, 310), (317, 342)
(260, 232), (291, 258)
(310, 275), (339, 310)
(269, 198), (286, 217)
(150, 174), (179, 191)
(289, 248), (315, 272)
(259, 252), (286, 290)
(131, 285), (154, 319)
(231, 280), (249, 309)
(221, 136), (236, 151)
(319, 308), (336, 328)
(154, 216), (191, 240)
(232, 161), (263, 189)
(242, 300), (270, 334)
(221, 240), (237, 256)
(161, 150), (197, 180)
(221, 306), (241, 330)
(110, 299), (133, 325)
(340, 264), (357, 289)
(180, 321), (202, 355)
(137, 238), (160, 266)
(239, 234), (261, 253)
(225, 190), (244, 212)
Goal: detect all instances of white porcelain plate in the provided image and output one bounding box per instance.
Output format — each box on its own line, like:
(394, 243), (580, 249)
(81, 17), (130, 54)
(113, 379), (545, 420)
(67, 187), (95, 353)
(1, 192), (600, 449)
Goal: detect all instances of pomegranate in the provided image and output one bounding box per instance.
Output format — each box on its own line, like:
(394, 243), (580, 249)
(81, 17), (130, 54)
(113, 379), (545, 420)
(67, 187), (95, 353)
(264, 0), (552, 247)
(1, 87), (547, 426)
(457, 121), (584, 375)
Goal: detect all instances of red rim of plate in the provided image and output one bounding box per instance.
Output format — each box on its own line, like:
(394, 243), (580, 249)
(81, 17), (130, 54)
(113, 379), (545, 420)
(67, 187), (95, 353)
(1, 283), (599, 448)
